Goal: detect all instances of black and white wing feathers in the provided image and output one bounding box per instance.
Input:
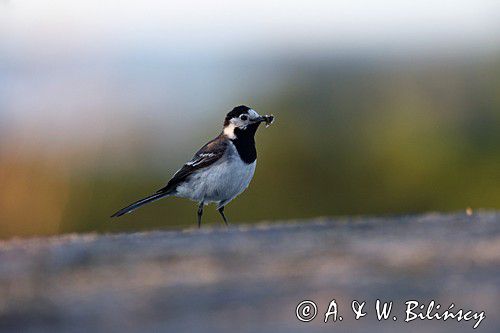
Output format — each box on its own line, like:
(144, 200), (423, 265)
(157, 135), (228, 194)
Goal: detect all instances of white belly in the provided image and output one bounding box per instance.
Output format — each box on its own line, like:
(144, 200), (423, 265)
(175, 151), (256, 207)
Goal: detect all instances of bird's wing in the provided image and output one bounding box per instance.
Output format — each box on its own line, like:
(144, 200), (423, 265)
(157, 135), (228, 194)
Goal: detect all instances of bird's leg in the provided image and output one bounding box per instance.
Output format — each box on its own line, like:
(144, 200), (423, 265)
(218, 206), (229, 227)
(197, 202), (204, 228)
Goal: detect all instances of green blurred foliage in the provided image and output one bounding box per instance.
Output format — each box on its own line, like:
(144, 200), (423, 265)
(1, 58), (499, 238)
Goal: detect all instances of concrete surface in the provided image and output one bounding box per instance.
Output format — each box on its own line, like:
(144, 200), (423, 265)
(0, 212), (499, 333)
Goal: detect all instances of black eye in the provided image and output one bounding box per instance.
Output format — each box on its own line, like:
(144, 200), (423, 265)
(240, 114), (248, 121)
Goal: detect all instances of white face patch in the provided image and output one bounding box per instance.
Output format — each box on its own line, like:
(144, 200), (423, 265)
(247, 109), (260, 120)
(223, 123), (236, 139)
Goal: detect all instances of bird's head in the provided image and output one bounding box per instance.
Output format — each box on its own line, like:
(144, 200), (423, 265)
(223, 105), (274, 139)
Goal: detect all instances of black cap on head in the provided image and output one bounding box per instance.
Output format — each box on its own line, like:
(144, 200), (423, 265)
(224, 105), (251, 126)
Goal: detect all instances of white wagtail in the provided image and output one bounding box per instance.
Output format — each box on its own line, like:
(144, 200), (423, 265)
(111, 105), (275, 227)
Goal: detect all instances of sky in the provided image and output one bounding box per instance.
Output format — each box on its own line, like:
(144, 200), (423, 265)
(1, 0), (500, 149)
(1, 0), (500, 56)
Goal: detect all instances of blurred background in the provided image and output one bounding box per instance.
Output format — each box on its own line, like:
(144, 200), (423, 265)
(1, 0), (499, 238)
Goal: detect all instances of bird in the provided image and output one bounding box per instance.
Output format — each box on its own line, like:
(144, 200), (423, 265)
(111, 105), (275, 227)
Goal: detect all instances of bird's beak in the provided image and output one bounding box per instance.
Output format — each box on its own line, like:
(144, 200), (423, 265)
(252, 115), (275, 126)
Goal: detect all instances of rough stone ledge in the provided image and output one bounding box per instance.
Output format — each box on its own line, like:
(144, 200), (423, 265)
(0, 211), (498, 333)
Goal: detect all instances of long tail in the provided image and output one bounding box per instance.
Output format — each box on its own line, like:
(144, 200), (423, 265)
(111, 191), (171, 218)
